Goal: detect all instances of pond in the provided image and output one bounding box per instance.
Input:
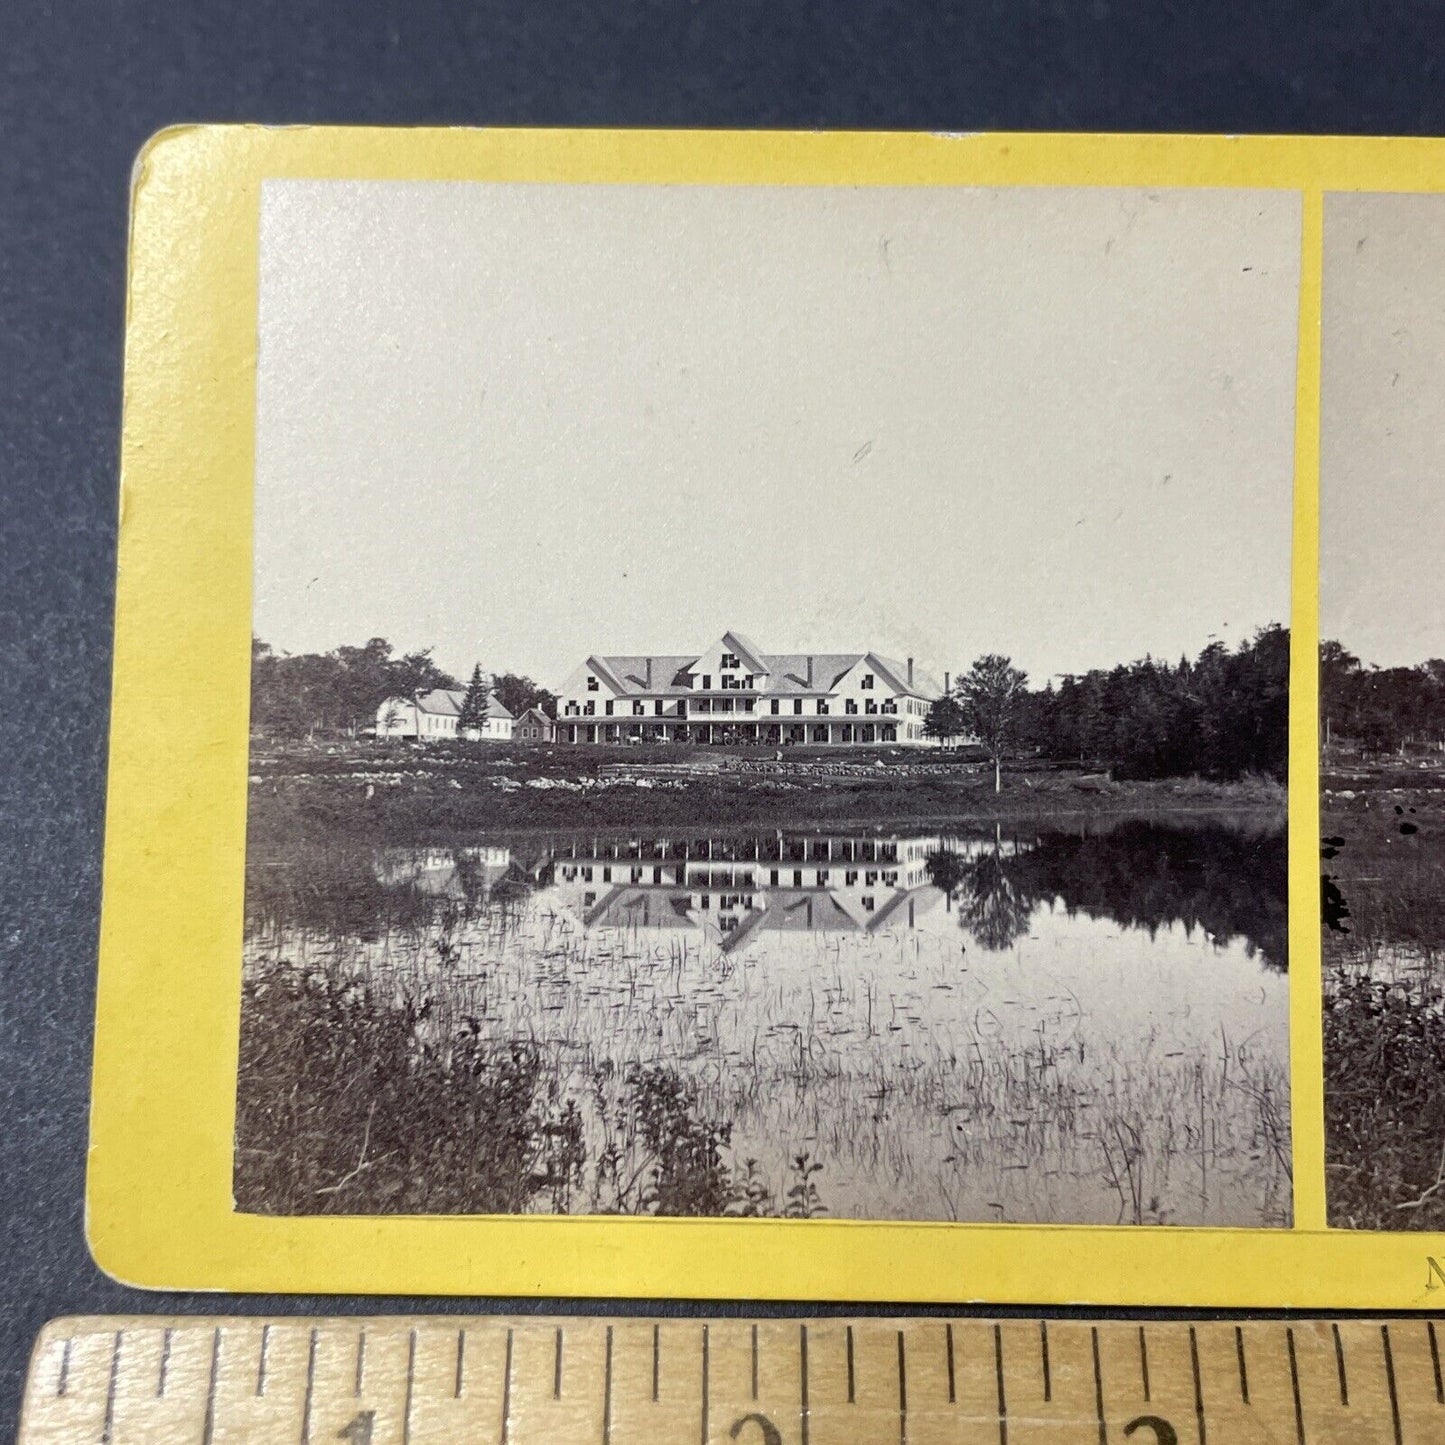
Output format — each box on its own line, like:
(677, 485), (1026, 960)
(236, 813), (1290, 1226)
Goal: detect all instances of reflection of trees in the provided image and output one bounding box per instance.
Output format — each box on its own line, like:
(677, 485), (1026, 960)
(929, 819), (1286, 970)
(958, 841), (1034, 951)
(928, 835), (1031, 952)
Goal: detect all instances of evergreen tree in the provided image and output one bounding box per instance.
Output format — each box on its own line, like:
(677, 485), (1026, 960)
(458, 663), (491, 739)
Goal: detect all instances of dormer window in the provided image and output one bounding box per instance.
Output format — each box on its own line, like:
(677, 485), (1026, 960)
(586, 676), (599, 692)
(861, 673), (875, 690)
(722, 652), (740, 670)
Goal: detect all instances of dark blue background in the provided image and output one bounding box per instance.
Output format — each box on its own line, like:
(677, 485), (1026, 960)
(3, 0), (1444, 1434)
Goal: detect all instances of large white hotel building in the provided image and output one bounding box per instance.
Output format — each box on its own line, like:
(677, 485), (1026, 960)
(555, 630), (942, 746)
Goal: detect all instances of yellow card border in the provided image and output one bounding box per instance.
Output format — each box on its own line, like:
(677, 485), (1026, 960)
(89, 126), (1445, 1306)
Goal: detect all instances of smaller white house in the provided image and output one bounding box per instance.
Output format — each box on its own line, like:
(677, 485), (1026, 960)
(375, 688), (515, 742)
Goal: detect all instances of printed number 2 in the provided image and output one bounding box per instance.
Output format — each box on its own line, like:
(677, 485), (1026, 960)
(730, 1413), (783, 1444)
(338, 1412), (375, 1444)
(1124, 1417), (1178, 1445)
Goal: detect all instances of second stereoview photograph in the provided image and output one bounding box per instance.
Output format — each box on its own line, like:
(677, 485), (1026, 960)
(237, 180), (1297, 1227)
(1321, 191), (1445, 1232)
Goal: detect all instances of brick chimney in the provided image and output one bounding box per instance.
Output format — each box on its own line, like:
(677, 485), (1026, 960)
(944, 671), (951, 694)
(907, 657), (914, 687)
(805, 655), (813, 688)
(645, 657), (653, 689)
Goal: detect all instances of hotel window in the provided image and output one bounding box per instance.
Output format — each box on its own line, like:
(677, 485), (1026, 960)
(770, 699), (780, 715)
(584, 701), (595, 715)
(587, 676), (599, 691)
(654, 700), (664, 715)
(845, 699), (858, 715)
(634, 701), (645, 716)
(861, 673), (875, 689)
(817, 700), (829, 715)
(812, 726), (827, 742)
(793, 699), (804, 715)
(722, 652), (739, 670)
(862, 895), (875, 912)
(701, 675), (712, 690)
(742, 699), (754, 713)
(865, 700), (877, 714)
(605, 701), (614, 716)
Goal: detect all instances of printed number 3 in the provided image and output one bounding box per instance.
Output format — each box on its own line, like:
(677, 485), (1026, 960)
(1124, 1417), (1178, 1445)
(338, 1412), (375, 1444)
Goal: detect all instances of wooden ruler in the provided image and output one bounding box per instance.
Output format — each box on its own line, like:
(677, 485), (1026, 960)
(18, 1313), (1445, 1443)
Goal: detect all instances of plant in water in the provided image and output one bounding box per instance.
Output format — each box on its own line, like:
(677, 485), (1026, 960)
(783, 1153), (828, 1219)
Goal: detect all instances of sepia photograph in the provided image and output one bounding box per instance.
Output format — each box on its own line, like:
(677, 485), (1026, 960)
(237, 180), (1297, 1227)
(1320, 191), (1445, 1230)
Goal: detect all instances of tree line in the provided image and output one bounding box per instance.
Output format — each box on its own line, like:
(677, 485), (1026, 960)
(1320, 641), (1445, 757)
(251, 636), (558, 739)
(925, 625), (1290, 785)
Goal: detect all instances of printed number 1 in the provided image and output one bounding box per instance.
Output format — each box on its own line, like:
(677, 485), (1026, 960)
(338, 1411), (375, 1444)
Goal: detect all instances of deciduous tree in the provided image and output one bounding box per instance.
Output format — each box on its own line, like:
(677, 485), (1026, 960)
(957, 654), (1029, 793)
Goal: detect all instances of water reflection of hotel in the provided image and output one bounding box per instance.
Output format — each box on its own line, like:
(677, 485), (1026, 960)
(546, 834), (998, 951)
(375, 833), (1024, 952)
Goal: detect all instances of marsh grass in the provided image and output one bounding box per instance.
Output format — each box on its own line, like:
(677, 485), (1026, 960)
(238, 833), (1290, 1224)
(1323, 778), (1445, 1228)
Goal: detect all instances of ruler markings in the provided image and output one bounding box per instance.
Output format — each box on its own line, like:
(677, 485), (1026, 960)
(27, 1315), (1445, 1443)
(1382, 1324), (1402, 1445)
(694, 1325), (703, 1445)
(200, 1328), (221, 1445)
(500, 1326), (514, 1445)
(403, 1327), (417, 1445)
(599, 1326), (612, 1445)
(897, 1328), (907, 1445)
(1137, 1324), (1150, 1403)
(1188, 1325), (1205, 1445)
(799, 1324), (810, 1445)
(301, 1327), (318, 1445)
(158, 1326), (175, 1399)
(994, 1322), (1007, 1445)
(1091, 1326), (1107, 1445)
(99, 1330), (121, 1445)
(54, 1336), (72, 1398)
(1286, 1326), (1306, 1445)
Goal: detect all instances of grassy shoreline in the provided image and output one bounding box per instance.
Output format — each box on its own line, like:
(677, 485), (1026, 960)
(247, 737), (1286, 848)
(1322, 756), (1445, 1229)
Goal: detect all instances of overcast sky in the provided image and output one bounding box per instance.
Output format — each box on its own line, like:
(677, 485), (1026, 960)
(254, 180), (1299, 689)
(1321, 192), (1445, 668)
